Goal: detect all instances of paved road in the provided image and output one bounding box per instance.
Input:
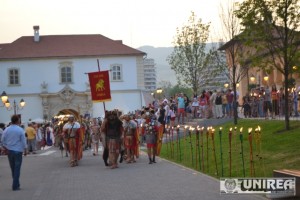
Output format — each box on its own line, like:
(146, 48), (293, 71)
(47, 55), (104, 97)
(0, 144), (266, 200)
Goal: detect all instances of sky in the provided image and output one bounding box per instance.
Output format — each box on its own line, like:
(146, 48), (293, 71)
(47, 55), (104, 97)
(0, 0), (238, 48)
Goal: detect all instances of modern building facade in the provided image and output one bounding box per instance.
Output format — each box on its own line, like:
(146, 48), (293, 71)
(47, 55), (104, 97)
(199, 65), (229, 93)
(143, 58), (157, 91)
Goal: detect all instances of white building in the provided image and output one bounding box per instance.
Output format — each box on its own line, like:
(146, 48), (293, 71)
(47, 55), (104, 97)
(0, 26), (148, 124)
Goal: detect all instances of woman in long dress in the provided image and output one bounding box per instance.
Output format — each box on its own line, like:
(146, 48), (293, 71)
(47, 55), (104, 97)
(45, 123), (54, 146)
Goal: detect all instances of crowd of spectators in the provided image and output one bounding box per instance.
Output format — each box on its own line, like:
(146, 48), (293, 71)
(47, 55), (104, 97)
(142, 84), (299, 126)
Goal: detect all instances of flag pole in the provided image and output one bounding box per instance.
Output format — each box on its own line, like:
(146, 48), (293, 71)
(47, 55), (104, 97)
(97, 59), (106, 112)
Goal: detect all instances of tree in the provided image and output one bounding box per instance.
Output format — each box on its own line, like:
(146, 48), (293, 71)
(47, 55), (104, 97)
(167, 11), (213, 95)
(157, 80), (173, 98)
(218, 0), (250, 125)
(168, 84), (193, 99)
(235, 0), (300, 130)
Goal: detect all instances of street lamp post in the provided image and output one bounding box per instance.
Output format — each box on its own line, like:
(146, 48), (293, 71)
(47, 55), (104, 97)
(1, 91), (26, 115)
(250, 74), (255, 83)
(5, 99), (26, 115)
(263, 73), (269, 82)
(224, 83), (229, 89)
(1, 91), (8, 106)
(156, 88), (163, 94)
(249, 72), (267, 89)
(156, 88), (163, 100)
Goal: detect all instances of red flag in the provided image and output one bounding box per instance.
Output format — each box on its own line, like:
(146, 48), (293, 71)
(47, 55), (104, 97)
(88, 71), (111, 102)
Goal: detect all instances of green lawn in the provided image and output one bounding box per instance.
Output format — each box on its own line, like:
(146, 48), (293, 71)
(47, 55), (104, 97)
(159, 119), (300, 178)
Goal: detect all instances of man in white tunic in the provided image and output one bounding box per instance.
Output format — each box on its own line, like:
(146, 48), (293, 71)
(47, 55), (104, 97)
(63, 115), (81, 167)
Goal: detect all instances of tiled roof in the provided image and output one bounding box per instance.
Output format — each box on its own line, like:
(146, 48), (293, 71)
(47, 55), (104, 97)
(0, 43), (9, 50)
(0, 34), (145, 60)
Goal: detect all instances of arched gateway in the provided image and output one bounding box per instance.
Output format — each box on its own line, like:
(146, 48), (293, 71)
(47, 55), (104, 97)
(40, 84), (92, 121)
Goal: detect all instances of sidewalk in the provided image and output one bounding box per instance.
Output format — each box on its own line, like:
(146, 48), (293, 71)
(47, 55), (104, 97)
(0, 146), (266, 200)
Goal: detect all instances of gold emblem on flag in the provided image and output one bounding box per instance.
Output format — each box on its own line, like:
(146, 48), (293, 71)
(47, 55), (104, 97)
(96, 79), (105, 91)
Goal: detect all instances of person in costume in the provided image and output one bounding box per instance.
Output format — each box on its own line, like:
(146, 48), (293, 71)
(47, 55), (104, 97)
(121, 114), (137, 163)
(101, 111), (109, 166)
(55, 122), (67, 157)
(45, 123), (55, 146)
(82, 118), (92, 151)
(101, 111), (123, 169)
(131, 114), (140, 161)
(90, 118), (101, 156)
(142, 108), (158, 164)
(63, 115), (81, 167)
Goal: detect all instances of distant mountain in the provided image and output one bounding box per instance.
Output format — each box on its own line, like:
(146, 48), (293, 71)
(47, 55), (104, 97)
(138, 43), (219, 86)
(138, 46), (177, 85)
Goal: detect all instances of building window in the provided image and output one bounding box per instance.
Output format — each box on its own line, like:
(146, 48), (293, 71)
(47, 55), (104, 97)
(8, 68), (19, 85)
(110, 64), (122, 81)
(59, 62), (73, 84)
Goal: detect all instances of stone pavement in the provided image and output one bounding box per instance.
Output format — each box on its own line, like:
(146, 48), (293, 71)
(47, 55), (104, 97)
(0, 145), (267, 200)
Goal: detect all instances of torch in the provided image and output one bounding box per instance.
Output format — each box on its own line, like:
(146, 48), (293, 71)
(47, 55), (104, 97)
(229, 127), (232, 177)
(195, 126), (200, 170)
(254, 126), (261, 157)
(248, 127), (255, 177)
(219, 127), (224, 177)
(188, 127), (194, 166)
(257, 125), (265, 176)
(211, 128), (218, 176)
(239, 127), (245, 177)
(200, 127), (204, 171)
(165, 125), (169, 158)
(206, 126), (210, 173)
(184, 125), (188, 163)
(234, 126), (238, 175)
(177, 125), (181, 162)
(171, 126), (174, 159)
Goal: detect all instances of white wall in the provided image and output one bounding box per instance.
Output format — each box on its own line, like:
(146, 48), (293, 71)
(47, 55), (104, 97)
(0, 95), (42, 125)
(0, 56), (139, 94)
(0, 55), (144, 125)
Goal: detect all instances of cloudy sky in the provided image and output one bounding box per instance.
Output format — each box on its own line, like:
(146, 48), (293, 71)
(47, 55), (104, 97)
(0, 0), (240, 48)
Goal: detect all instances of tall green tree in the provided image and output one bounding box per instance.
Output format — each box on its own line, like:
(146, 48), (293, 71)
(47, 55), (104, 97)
(157, 80), (173, 98)
(168, 84), (193, 99)
(167, 11), (212, 95)
(235, 0), (300, 130)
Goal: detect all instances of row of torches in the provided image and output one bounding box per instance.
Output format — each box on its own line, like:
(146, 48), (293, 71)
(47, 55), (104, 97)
(161, 124), (263, 178)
